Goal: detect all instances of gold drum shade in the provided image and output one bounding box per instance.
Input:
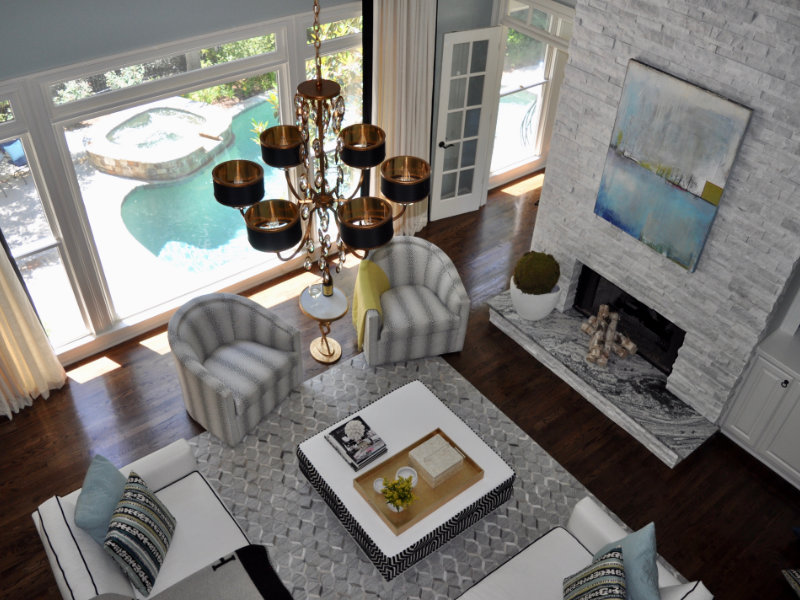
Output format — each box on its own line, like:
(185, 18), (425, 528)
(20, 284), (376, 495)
(337, 197), (394, 250)
(340, 124), (386, 169)
(244, 199), (302, 251)
(380, 155), (431, 204)
(260, 126), (304, 169)
(212, 160), (264, 207)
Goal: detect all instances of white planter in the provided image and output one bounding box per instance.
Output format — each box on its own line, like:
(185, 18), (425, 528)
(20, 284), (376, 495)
(509, 277), (560, 321)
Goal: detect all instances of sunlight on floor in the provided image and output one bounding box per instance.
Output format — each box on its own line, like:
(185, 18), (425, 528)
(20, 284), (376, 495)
(67, 356), (121, 383)
(139, 331), (170, 355)
(503, 172), (544, 196)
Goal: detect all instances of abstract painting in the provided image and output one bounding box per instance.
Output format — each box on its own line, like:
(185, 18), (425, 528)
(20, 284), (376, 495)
(594, 60), (751, 271)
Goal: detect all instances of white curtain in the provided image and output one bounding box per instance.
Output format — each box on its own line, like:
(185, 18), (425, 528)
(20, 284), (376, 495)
(372, 0), (437, 235)
(0, 249), (66, 418)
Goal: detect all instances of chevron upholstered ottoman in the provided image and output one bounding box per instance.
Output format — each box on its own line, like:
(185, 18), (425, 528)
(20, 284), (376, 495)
(297, 381), (515, 580)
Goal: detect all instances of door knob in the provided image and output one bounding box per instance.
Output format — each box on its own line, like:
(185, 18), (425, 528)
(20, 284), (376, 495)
(438, 141), (455, 149)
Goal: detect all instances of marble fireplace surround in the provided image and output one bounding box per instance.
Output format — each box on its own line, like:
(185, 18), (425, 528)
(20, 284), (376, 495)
(488, 285), (718, 468)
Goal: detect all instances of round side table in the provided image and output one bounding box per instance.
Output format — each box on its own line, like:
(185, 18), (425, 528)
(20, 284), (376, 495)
(298, 286), (349, 364)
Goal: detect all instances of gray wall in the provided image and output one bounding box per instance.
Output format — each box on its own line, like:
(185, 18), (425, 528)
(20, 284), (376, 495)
(0, 0), (354, 81)
(532, 0), (800, 421)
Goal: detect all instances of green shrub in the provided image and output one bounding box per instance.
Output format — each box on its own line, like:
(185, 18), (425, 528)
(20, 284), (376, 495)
(513, 251), (560, 295)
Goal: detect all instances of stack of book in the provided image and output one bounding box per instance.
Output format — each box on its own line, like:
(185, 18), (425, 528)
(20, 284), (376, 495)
(324, 416), (387, 471)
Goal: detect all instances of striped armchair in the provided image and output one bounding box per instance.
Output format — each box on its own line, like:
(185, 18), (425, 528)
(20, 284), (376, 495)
(167, 293), (302, 446)
(362, 236), (470, 366)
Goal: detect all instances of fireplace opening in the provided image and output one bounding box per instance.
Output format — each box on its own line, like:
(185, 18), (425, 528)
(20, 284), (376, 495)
(573, 266), (686, 374)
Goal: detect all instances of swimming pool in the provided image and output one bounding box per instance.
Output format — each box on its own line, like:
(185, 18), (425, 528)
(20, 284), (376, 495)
(120, 100), (285, 272)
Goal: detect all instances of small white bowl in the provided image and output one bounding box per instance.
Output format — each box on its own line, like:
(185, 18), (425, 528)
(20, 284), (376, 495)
(373, 477), (385, 493)
(395, 466), (418, 487)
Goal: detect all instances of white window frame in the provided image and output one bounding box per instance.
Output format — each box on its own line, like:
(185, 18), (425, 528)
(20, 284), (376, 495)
(489, 0), (573, 188)
(0, 2), (363, 366)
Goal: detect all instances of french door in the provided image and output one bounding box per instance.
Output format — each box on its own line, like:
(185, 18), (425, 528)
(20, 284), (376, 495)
(429, 27), (503, 222)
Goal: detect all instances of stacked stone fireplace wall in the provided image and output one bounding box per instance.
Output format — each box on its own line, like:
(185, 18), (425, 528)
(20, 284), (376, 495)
(533, 0), (800, 422)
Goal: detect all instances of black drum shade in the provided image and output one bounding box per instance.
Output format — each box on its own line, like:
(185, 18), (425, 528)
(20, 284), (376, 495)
(260, 126), (304, 169)
(337, 197), (394, 250)
(380, 156), (431, 204)
(212, 160), (264, 207)
(244, 199), (303, 252)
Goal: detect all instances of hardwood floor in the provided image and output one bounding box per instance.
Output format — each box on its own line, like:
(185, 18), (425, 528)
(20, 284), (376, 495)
(3, 172), (799, 599)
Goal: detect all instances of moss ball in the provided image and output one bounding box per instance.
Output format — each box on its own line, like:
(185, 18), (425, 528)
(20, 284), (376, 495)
(513, 251), (560, 295)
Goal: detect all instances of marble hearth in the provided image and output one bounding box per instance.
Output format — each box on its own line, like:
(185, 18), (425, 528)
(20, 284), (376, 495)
(488, 291), (717, 467)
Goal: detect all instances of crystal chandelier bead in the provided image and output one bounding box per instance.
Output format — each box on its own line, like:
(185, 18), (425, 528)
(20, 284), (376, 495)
(336, 96), (345, 115)
(299, 174), (308, 191)
(301, 204), (310, 219)
(306, 239), (315, 252)
(339, 249), (346, 262)
(315, 170), (324, 188)
(336, 166), (344, 185)
(336, 264), (341, 273)
(312, 138), (321, 156)
(302, 104), (309, 119)
(336, 138), (344, 153)
(319, 257), (327, 269)
(303, 257), (313, 271)
(320, 213), (329, 230)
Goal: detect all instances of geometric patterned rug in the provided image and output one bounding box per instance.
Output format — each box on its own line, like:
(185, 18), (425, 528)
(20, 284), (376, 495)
(189, 354), (596, 599)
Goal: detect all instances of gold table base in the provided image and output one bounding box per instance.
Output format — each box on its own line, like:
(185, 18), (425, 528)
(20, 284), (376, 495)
(309, 335), (342, 364)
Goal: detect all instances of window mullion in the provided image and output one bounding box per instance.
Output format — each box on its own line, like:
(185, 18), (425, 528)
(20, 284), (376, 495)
(18, 80), (115, 335)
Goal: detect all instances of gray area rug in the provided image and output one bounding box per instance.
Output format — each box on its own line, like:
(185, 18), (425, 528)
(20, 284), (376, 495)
(189, 354), (592, 599)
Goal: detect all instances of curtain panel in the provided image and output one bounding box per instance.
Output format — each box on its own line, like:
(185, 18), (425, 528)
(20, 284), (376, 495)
(0, 248), (66, 418)
(372, 0), (437, 235)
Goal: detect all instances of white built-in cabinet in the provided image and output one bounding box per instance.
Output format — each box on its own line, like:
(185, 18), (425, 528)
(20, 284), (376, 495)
(723, 331), (800, 491)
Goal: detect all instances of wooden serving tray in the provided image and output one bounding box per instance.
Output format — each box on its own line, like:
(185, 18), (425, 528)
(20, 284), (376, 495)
(353, 428), (484, 535)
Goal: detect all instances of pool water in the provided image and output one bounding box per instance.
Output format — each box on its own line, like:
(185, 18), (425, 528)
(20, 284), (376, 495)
(120, 101), (285, 272)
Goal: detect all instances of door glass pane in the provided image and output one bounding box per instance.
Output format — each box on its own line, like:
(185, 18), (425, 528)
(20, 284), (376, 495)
(464, 108), (481, 137)
(461, 139), (477, 168)
(67, 73), (286, 319)
(0, 136), (89, 346)
(458, 169), (474, 195)
(446, 111), (463, 141)
(451, 43), (470, 76)
(448, 78), (466, 110)
(492, 27), (549, 175)
(441, 172), (457, 199)
(443, 143), (460, 171)
(467, 75), (484, 106)
(18, 248), (88, 347)
(470, 40), (489, 73)
(501, 28), (546, 92)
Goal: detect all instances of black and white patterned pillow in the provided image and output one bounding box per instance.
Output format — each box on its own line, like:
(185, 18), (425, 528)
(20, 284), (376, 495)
(103, 472), (176, 596)
(563, 547), (626, 600)
(784, 569), (800, 598)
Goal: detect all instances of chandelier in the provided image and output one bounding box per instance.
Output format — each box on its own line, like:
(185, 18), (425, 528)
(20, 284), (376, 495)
(211, 0), (430, 288)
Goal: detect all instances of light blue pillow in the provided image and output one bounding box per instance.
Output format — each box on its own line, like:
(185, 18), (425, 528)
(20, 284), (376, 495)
(594, 522), (659, 600)
(74, 455), (127, 544)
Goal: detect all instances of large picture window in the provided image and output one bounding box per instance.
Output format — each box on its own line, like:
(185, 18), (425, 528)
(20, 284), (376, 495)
(0, 4), (363, 363)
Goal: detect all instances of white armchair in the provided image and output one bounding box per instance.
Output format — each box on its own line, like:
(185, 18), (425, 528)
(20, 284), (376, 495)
(361, 236), (470, 366)
(168, 293), (303, 446)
